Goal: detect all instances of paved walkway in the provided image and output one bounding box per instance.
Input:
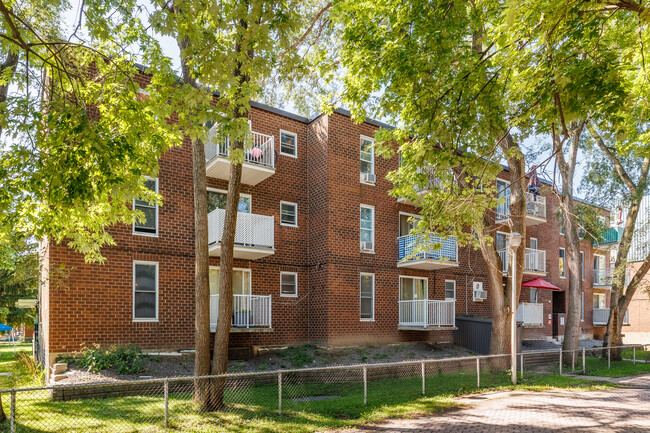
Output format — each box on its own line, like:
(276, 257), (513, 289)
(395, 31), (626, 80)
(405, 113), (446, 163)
(354, 375), (650, 432)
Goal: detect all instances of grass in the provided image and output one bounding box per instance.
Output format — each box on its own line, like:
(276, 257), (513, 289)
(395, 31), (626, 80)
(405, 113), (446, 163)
(0, 368), (615, 433)
(0, 343), (41, 389)
(621, 347), (650, 361)
(583, 356), (650, 378)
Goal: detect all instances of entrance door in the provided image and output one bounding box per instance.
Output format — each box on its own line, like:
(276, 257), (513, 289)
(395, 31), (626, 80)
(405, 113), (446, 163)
(400, 277), (428, 325)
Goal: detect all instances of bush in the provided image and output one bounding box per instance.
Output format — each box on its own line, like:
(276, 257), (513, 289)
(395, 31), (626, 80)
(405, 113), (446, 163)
(75, 345), (147, 375)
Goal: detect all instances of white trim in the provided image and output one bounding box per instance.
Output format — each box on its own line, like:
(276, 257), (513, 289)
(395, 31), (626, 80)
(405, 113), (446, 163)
(559, 247), (566, 279)
(360, 135), (375, 185)
(530, 237), (538, 250)
(360, 272), (375, 321)
(280, 271), (298, 297)
(444, 279), (456, 301)
(399, 211), (421, 219)
(133, 177), (159, 237)
(133, 260), (159, 322)
(360, 204), (375, 253)
(279, 129), (298, 158)
(581, 291), (585, 322)
(280, 201), (298, 227)
(580, 251), (585, 281)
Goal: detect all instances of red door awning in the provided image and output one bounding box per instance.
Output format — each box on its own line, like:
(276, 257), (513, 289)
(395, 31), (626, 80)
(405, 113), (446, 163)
(521, 278), (562, 291)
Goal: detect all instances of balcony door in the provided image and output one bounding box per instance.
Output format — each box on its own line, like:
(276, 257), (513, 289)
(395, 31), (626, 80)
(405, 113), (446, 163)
(496, 179), (510, 218)
(207, 189), (251, 214)
(209, 268), (252, 327)
(399, 213), (421, 237)
(399, 277), (427, 324)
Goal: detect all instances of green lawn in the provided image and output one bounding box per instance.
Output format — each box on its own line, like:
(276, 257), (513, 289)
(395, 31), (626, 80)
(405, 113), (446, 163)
(0, 343), (38, 389)
(0, 369), (613, 433)
(583, 355), (650, 378)
(621, 347), (650, 362)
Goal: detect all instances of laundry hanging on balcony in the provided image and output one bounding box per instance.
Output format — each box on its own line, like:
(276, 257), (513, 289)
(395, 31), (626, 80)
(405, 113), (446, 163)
(527, 165), (542, 201)
(521, 278), (561, 291)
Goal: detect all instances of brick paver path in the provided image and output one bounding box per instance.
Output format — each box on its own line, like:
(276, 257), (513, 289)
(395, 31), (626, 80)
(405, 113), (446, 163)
(355, 375), (650, 432)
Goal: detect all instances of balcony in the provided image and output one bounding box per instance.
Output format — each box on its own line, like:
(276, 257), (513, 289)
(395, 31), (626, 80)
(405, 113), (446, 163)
(516, 302), (544, 327)
(593, 267), (613, 288)
(593, 308), (630, 326)
(498, 248), (546, 275)
(496, 192), (546, 226)
(594, 227), (623, 249)
(397, 234), (458, 270)
(398, 299), (456, 329)
(208, 208), (275, 260)
(210, 294), (272, 331)
(205, 129), (275, 185)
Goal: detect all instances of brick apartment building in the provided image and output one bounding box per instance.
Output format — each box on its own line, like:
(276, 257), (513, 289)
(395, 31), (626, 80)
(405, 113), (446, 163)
(37, 88), (610, 367)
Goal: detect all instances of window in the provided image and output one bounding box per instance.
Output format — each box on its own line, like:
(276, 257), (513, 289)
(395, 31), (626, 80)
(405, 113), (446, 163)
(360, 136), (375, 183)
(133, 261), (158, 321)
(280, 272), (298, 297)
(496, 179), (510, 218)
(593, 293), (606, 309)
(531, 287), (538, 303)
(580, 251), (585, 280)
(280, 201), (298, 227)
(209, 268), (251, 296)
(133, 178), (158, 236)
(559, 248), (566, 278)
(445, 280), (456, 300)
(360, 205), (375, 252)
(360, 273), (375, 320)
(207, 189), (251, 213)
(280, 130), (297, 157)
(399, 213), (421, 237)
(399, 276), (427, 301)
(594, 255), (606, 284)
(497, 232), (508, 273)
(581, 291), (585, 322)
(530, 238), (538, 250)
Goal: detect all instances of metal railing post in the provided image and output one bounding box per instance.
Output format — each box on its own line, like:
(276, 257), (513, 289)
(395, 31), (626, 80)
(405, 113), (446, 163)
(608, 347), (611, 369)
(559, 350), (563, 375)
(476, 357), (480, 388)
(520, 353), (524, 378)
(633, 346), (636, 365)
(421, 361), (425, 395)
(582, 347), (586, 374)
(363, 366), (367, 406)
(164, 378), (169, 428)
(278, 372), (282, 415)
(10, 389), (16, 433)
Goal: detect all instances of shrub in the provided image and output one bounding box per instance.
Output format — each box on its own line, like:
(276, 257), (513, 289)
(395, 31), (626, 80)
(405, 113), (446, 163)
(15, 352), (46, 386)
(75, 345), (147, 375)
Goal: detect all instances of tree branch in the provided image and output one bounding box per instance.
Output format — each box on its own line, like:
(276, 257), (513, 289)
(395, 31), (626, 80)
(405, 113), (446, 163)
(587, 123), (638, 192)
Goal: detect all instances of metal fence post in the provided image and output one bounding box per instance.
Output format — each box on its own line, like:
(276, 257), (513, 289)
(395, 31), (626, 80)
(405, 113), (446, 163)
(421, 361), (425, 395)
(559, 350), (563, 375)
(646, 344), (648, 363)
(476, 357), (480, 388)
(164, 378), (169, 428)
(572, 350), (575, 374)
(278, 372), (282, 415)
(582, 347), (586, 374)
(633, 346), (636, 365)
(608, 347), (611, 369)
(10, 389), (16, 433)
(363, 366), (367, 406)
(520, 353), (524, 378)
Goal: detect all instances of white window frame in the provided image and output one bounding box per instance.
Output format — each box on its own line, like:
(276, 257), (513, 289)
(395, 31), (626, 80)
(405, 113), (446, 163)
(559, 247), (566, 279)
(280, 201), (298, 227)
(580, 251), (585, 281)
(399, 275), (428, 301)
(581, 291), (585, 322)
(360, 135), (375, 184)
(280, 272), (298, 297)
(360, 273), (375, 321)
(207, 187), (252, 212)
(444, 280), (456, 301)
(531, 287), (539, 303)
(530, 237), (538, 250)
(593, 293), (606, 310)
(133, 261), (159, 322)
(279, 129), (298, 158)
(133, 177), (159, 237)
(360, 204), (375, 253)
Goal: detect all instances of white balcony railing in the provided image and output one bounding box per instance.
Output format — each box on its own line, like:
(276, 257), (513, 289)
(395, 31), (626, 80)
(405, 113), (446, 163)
(593, 267), (613, 286)
(205, 127), (275, 169)
(516, 302), (544, 326)
(210, 294), (272, 329)
(496, 192), (546, 221)
(524, 248), (546, 273)
(525, 192), (546, 219)
(593, 308), (630, 326)
(398, 299), (455, 328)
(208, 208), (274, 249)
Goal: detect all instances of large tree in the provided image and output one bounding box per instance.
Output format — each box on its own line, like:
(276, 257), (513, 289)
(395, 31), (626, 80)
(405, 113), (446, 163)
(150, 0), (331, 409)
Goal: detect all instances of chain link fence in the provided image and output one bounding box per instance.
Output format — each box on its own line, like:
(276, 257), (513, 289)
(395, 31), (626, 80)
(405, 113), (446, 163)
(0, 344), (647, 433)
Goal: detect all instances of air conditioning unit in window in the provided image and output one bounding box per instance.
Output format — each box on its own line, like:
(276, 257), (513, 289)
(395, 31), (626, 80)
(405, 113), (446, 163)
(360, 241), (374, 252)
(473, 281), (487, 302)
(361, 172), (376, 183)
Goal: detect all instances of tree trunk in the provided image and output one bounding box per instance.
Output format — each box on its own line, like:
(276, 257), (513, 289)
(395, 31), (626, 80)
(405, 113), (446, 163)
(0, 395), (5, 423)
(176, 35), (212, 407)
(0, 51), (19, 136)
